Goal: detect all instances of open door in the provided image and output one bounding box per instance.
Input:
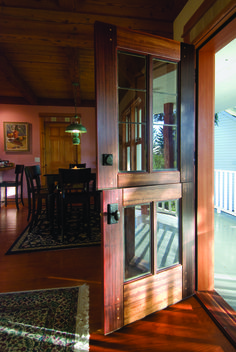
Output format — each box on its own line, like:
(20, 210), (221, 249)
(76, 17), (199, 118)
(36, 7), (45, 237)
(95, 22), (195, 334)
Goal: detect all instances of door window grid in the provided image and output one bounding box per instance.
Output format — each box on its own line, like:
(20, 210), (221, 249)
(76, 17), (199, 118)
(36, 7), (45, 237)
(118, 51), (179, 173)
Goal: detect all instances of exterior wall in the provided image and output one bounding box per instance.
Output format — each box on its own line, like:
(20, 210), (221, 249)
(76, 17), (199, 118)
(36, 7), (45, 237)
(0, 104), (96, 198)
(214, 111), (236, 171)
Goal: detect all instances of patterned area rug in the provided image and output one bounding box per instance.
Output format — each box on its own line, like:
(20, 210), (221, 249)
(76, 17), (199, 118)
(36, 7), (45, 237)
(0, 285), (89, 351)
(6, 206), (101, 254)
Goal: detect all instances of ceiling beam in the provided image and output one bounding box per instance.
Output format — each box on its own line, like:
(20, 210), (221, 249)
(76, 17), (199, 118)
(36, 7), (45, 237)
(0, 53), (37, 105)
(66, 48), (82, 106)
(0, 6), (173, 48)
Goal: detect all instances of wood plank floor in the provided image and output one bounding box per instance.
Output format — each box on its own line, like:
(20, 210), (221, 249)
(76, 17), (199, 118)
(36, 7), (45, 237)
(0, 204), (235, 352)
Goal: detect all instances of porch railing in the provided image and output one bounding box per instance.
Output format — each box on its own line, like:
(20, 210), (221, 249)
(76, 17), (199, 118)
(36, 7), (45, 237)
(214, 169), (236, 216)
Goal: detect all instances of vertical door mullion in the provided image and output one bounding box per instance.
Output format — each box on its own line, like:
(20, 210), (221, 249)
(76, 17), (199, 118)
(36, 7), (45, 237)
(148, 55), (153, 173)
(152, 201), (157, 274)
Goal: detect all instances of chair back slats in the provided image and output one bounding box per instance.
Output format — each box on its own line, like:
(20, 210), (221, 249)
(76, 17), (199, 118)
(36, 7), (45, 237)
(25, 165), (53, 228)
(59, 168), (91, 193)
(59, 168), (92, 238)
(69, 163), (86, 169)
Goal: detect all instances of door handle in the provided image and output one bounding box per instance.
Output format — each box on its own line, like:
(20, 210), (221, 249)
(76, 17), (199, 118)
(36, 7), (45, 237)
(107, 203), (120, 224)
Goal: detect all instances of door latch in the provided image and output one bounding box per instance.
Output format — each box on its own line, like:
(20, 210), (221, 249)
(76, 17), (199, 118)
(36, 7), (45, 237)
(107, 203), (120, 224)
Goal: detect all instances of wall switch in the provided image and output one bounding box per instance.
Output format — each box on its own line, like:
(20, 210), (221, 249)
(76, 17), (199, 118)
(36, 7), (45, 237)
(35, 157), (40, 162)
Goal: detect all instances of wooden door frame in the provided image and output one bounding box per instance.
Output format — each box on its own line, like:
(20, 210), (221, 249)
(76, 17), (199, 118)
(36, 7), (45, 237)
(197, 15), (236, 291)
(196, 14), (236, 346)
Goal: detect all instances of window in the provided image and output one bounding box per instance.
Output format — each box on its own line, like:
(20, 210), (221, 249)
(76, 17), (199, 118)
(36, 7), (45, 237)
(118, 51), (178, 173)
(152, 59), (178, 170)
(124, 199), (180, 282)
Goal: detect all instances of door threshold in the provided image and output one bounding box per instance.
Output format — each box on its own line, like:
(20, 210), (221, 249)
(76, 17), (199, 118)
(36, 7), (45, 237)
(195, 290), (236, 348)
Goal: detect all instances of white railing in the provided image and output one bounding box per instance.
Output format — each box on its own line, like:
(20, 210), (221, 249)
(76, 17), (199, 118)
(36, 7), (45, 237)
(157, 200), (178, 216)
(214, 169), (236, 216)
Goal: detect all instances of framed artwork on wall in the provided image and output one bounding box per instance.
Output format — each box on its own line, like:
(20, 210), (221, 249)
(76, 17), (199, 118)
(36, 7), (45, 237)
(4, 122), (30, 152)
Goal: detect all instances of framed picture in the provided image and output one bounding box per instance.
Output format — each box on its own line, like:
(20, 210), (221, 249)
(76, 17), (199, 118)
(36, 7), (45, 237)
(4, 122), (30, 152)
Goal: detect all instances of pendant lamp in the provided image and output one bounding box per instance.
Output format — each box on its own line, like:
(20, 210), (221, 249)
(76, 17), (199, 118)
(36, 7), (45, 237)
(65, 82), (87, 143)
(65, 115), (87, 134)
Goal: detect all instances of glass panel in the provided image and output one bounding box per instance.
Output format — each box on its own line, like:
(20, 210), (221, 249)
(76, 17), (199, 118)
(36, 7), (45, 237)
(156, 200), (180, 270)
(118, 51), (147, 172)
(152, 59), (178, 170)
(124, 204), (151, 281)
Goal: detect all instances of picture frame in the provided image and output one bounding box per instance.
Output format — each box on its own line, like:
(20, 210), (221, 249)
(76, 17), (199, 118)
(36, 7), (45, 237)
(4, 122), (30, 152)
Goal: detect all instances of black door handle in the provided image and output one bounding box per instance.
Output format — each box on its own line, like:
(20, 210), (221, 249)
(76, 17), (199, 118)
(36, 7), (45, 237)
(108, 203), (120, 224)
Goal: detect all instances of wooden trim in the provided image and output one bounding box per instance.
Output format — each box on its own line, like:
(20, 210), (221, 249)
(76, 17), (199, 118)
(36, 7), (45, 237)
(117, 26), (180, 62)
(183, 0), (236, 47)
(102, 189), (123, 335)
(95, 22), (118, 190)
(197, 47), (215, 291)
(196, 291), (236, 348)
(198, 16), (236, 53)
(182, 182), (195, 297)
(180, 43), (195, 183)
(124, 265), (182, 325)
(118, 171), (180, 188)
(39, 113), (74, 119)
(122, 183), (182, 206)
(182, 0), (218, 42)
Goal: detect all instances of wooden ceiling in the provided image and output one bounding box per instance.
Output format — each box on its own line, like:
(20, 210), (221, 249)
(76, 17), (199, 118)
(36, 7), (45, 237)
(0, 0), (188, 107)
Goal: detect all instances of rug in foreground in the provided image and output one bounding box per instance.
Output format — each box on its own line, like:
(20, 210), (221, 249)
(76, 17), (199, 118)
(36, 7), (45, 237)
(6, 206), (101, 254)
(0, 285), (89, 351)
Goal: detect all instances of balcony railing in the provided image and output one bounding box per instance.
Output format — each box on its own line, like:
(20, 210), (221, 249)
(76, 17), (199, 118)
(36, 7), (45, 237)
(214, 169), (236, 216)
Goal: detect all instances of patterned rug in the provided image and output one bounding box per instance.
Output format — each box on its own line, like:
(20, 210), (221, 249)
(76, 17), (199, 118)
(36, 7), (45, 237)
(0, 285), (89, 351)
(6, 206), (101, 254)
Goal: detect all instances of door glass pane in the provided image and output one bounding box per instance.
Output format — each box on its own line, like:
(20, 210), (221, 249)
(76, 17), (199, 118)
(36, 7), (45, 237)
(124, 204), (151, 281)
(152, 59), (178, 170)
(118, 51), (147, 172)
(156, 200), (180, 270)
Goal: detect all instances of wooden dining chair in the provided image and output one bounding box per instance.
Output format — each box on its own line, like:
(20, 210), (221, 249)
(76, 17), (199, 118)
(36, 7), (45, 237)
(25, 165), (55, 230)
(59, 167), (91, 238)
(0, 164), (24, 210)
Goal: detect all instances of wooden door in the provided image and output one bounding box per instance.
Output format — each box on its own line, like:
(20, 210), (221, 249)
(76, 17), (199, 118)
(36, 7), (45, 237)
(95, 22), (195, 334)
(44, 122), (80, 174)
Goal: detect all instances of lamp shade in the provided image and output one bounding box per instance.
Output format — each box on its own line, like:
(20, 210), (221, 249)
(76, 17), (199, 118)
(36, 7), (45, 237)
(65, 115), (87, 134)
(65, 122), (87, 133)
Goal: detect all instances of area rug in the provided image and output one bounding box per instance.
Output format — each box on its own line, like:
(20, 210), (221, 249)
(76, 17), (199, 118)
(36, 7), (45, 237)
(6, 206), (101, 254)
(0, 285), (89, 351)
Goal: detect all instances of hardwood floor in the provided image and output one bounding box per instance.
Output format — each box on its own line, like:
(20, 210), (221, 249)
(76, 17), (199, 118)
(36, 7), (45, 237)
(0, 204), (235, 351)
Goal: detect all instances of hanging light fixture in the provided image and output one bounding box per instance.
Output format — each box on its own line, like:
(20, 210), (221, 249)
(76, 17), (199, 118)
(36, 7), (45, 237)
(65, 82), (87, 143)
(71, 133), (81, 145)
(65, 114), (87, 134)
